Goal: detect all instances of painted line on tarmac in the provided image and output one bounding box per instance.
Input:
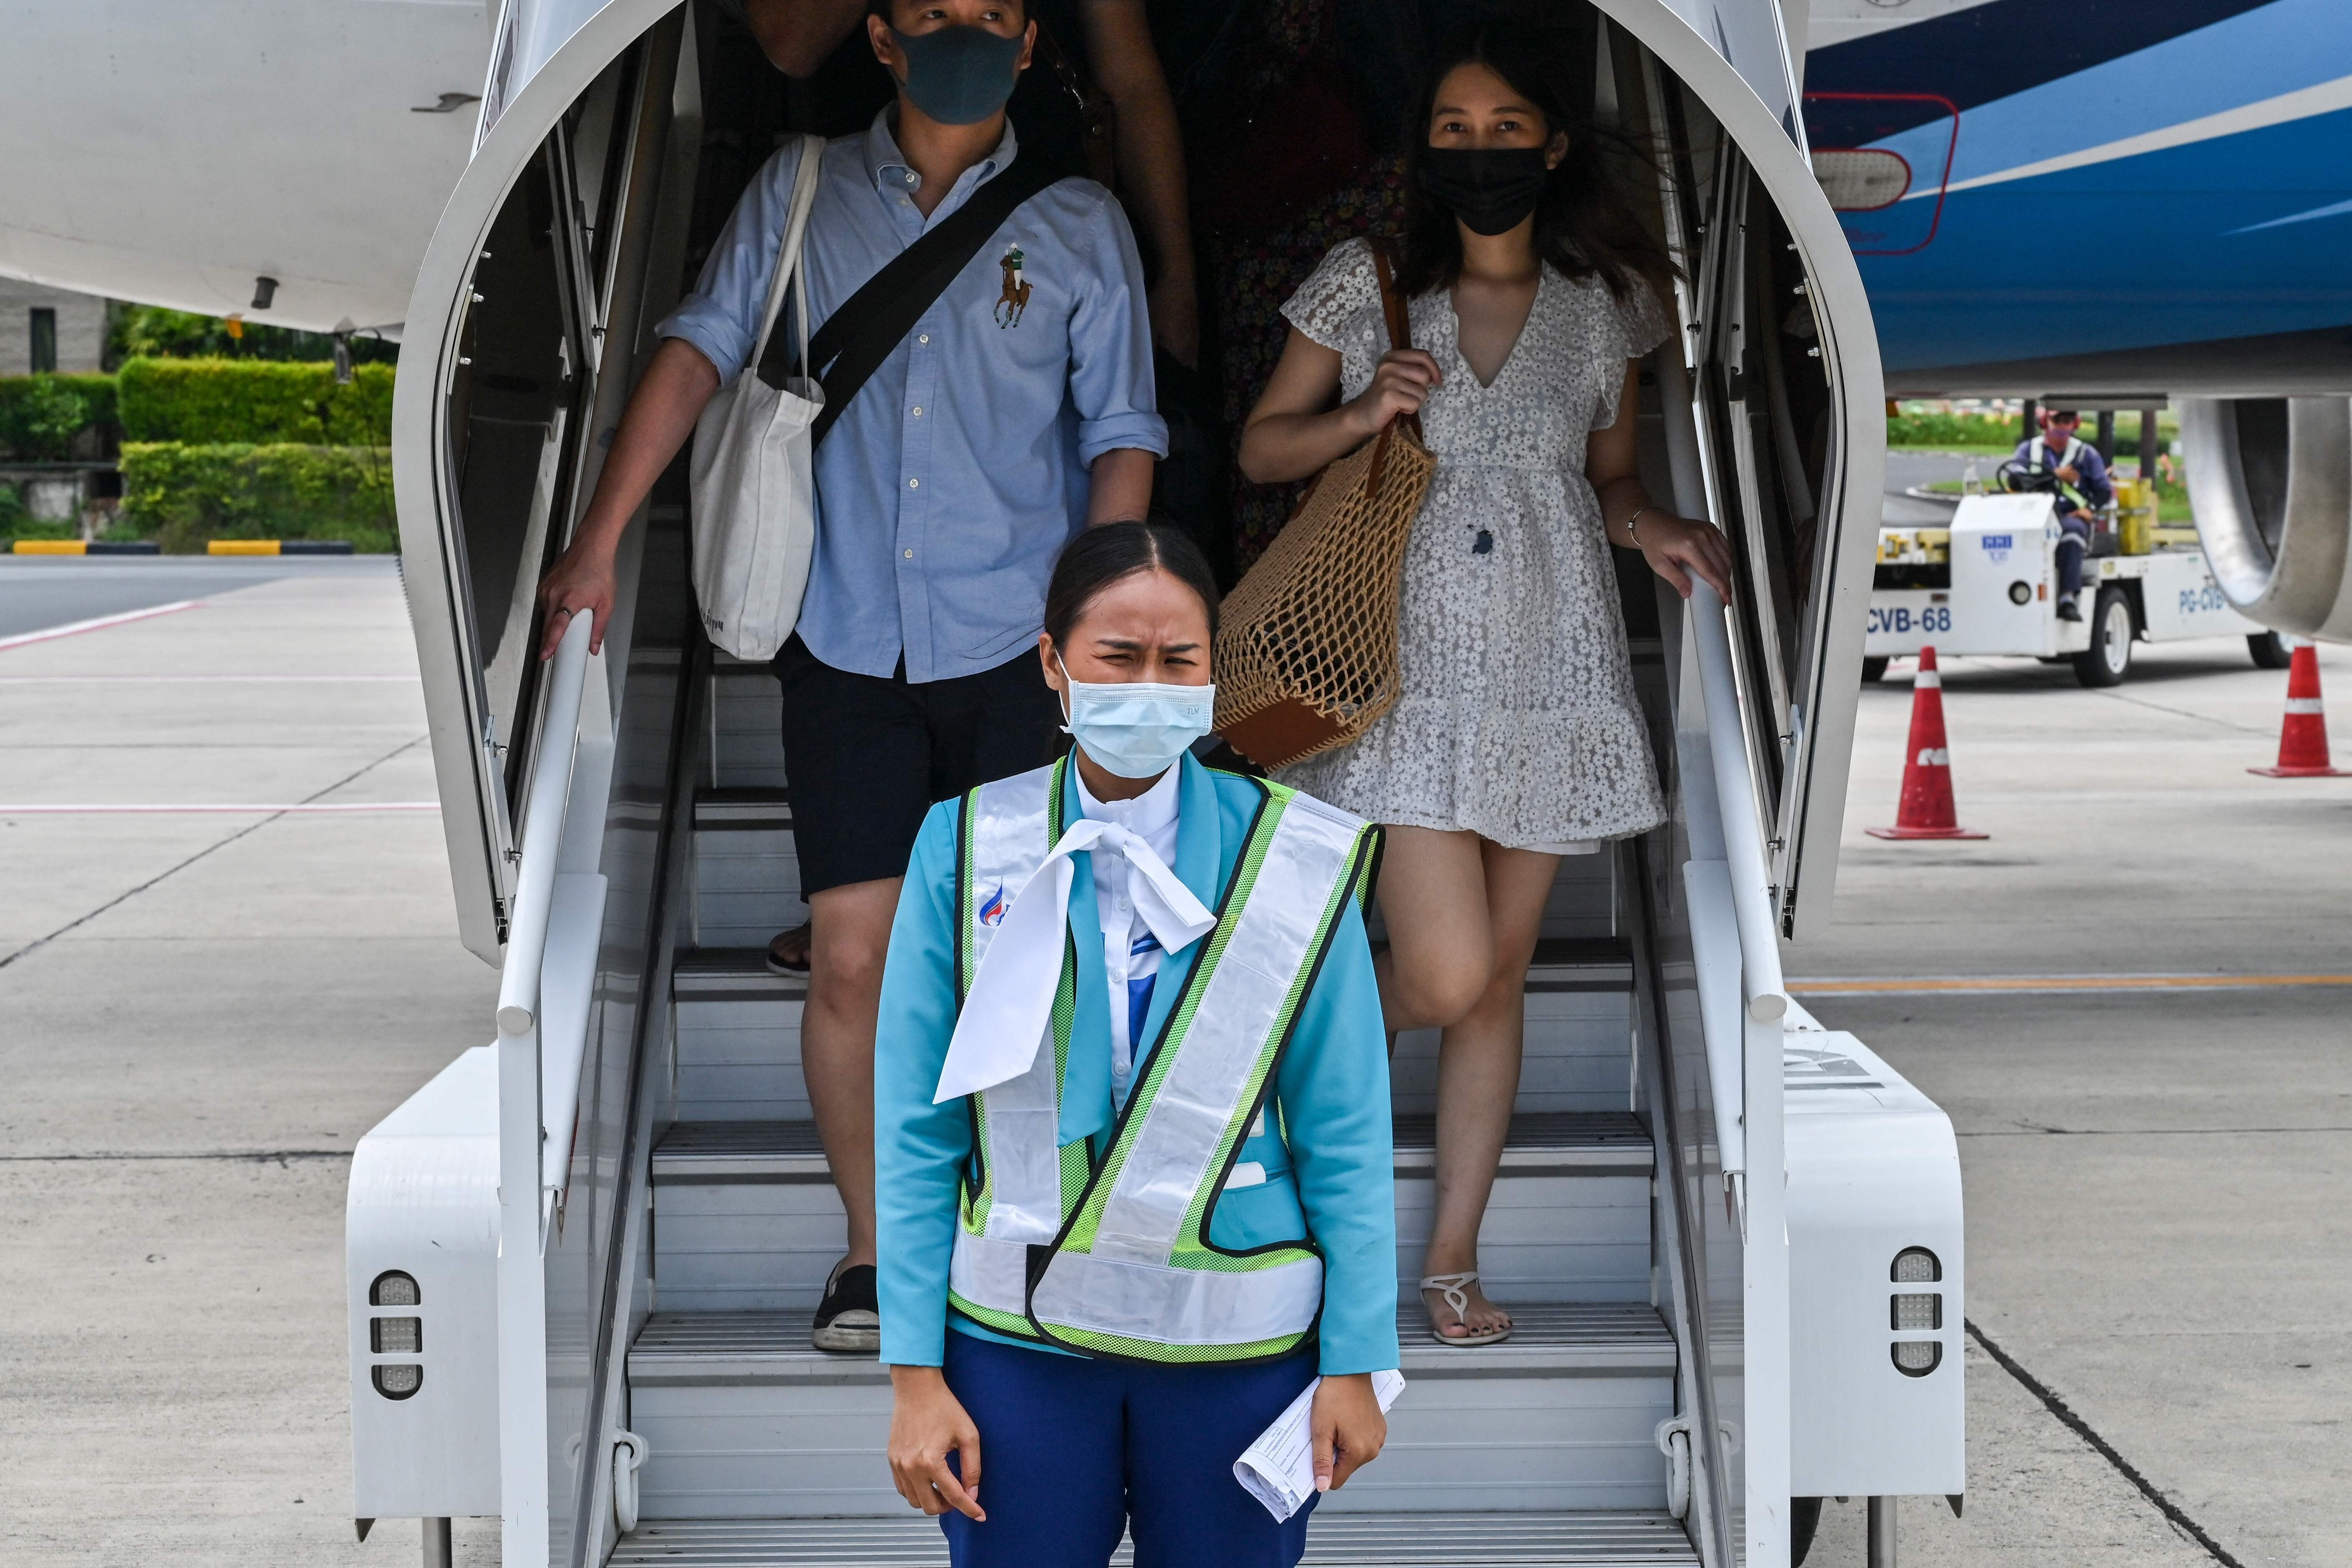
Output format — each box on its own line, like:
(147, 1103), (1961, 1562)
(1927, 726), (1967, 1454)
(0, 1150), (353, 1164)
(0, 735), (428, 973)
(0, 673), (412, 683)
(0, 600), (200, 652)
(0, 802), (440, 814)
(1960, 1125), (2352, 1137)
(1790, 973), (2352, 995)
(1968, 1320), (2247, 1568)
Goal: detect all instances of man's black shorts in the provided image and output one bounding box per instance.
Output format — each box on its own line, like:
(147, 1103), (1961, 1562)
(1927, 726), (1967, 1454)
(774, 635), (1064, 897)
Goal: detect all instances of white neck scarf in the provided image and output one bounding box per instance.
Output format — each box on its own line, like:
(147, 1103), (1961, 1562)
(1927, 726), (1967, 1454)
(933, 816), (1216, 1103)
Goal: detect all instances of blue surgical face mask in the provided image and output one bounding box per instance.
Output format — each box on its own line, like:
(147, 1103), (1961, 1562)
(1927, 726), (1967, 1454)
(1058, 655), (1216, 781)
(890, 23), (1025, 126)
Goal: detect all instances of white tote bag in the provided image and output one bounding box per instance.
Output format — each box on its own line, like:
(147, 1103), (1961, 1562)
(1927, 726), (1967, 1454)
(688, 133), (827, 661)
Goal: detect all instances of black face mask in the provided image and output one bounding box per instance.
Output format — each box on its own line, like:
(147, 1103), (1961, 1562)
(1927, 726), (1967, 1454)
(1417, 146), (1551, 236)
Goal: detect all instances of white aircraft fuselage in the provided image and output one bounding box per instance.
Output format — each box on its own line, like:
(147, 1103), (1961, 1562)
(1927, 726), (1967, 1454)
(0, 0), (493, 335)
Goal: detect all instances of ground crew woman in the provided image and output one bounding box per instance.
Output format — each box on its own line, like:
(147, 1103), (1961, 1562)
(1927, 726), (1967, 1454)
(875, 521), (1398, 1566)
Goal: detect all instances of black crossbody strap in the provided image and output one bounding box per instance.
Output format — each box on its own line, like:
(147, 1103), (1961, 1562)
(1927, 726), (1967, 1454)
(758, 153), (1063, 446)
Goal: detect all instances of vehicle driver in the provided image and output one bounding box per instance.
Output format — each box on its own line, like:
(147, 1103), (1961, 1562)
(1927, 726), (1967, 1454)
(2012, 408), (2112, 622)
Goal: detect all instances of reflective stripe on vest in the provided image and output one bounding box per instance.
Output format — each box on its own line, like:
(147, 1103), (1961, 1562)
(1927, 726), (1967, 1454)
(945, 764), (1374, 1361)
(952, 758), (1071, 1258)
(2027, 435), (2085, 473)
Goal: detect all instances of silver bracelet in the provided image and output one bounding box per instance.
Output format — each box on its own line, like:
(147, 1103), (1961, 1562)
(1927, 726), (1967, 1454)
(1626, 505), (1668, 544)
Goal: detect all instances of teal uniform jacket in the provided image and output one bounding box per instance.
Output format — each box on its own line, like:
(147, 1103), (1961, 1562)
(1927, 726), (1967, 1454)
(875, 753), (1401, 1375)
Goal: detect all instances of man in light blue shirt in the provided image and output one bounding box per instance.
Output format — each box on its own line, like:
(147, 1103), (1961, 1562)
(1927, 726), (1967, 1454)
(536, 0), (1164, 1354)
(657, 110), (1165, 683)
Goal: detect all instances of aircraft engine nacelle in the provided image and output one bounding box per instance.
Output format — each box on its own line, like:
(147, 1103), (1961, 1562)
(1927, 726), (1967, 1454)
(2180, 397), (2352, 641)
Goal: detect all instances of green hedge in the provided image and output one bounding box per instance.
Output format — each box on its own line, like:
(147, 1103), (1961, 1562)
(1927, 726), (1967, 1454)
(0, 373), (118, 460)
(116, 358), (393, 445)
(118, 443), (397, 553)
(1886, 411), (2020, 450)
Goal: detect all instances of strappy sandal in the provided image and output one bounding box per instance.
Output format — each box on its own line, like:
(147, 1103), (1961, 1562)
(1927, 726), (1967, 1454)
(1419, 1271), (1512, 1348)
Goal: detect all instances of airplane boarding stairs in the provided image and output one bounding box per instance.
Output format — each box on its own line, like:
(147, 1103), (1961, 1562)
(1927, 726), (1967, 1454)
(606, 653), (1714, 1565)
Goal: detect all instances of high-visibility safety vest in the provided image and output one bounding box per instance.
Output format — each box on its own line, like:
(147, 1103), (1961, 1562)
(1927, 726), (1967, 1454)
(944, 756), (1379, 1363)
(2022, 435), (2092, 509)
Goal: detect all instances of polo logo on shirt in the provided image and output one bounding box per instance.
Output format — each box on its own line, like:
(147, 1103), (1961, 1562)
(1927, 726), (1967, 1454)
(977, 884), (1009, 927)
(995, 243), (1031, 329)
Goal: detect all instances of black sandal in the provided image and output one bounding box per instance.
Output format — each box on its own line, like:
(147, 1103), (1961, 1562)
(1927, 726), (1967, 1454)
(812, 1260), (880, 1353)
(766, 920), (812, 976)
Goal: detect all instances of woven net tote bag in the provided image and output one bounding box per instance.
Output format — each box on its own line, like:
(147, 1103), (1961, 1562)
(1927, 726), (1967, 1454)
(1215, 250), (1435, 770)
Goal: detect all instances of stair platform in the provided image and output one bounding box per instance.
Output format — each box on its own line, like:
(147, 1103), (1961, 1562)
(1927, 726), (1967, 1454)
(611, 1510), (1699, 1565)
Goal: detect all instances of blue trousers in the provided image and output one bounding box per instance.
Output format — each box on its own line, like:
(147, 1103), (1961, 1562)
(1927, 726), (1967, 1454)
(939, 1331), (1320, 1568)
(2057, 513), (2092, 599)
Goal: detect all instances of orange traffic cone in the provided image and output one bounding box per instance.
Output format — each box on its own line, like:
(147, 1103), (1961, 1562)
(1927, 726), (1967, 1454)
(2250, 641), (2350, 777)
(1867, 647), (1989, 840)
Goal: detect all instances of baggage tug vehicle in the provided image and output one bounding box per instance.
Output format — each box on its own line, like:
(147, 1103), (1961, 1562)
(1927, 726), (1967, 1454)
(348, 4), (1964, 1565)
(1867, 487), (2284, 688)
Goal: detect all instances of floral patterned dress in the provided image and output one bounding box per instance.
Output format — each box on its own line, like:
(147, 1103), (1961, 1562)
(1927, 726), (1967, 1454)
(1273, 238), (1671, 850)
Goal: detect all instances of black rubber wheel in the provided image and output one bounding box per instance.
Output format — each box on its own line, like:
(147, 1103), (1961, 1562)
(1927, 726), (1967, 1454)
(1791, 1496), (1824, 1566)
(2073, 587), (2133, 687)
(2249, 631), (2293, 670)
(1861, 656), (1890, 684)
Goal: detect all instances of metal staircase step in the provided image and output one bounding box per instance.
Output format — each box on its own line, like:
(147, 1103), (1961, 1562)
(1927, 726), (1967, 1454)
(670, 952), (810, 1124)
(697, 785), (792, 826)
(708, 660), (789, 790)
(612, 1510), (1697, 1565)
(691, 789), (807, 946)
(1376, 940), (1632, 1120)
(627, 1302), (1674, 1387)
(654, 1113), (1652, 1185)
(1392, 1112), (1652, 1176)
(654, 1119), (828, 1184)
(676, 948), (807, 999)
(650, 1115), (1659, 1312)
(667, 933), (1640, 1123)
(625, 1306), (1678, 1519)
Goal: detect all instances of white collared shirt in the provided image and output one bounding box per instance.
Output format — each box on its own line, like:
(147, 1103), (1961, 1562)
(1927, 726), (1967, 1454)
(1074, 764), (1181, 1105)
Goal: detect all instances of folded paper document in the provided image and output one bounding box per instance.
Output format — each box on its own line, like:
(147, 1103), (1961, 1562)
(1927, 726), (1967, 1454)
(1233, 1369), (1406, 1521)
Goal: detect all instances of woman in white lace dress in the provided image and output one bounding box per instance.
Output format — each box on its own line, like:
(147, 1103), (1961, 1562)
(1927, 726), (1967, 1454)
(1238, 21), (1734, 1347)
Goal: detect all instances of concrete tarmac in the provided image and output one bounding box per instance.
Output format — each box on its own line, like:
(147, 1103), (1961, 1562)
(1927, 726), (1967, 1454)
(4, 567), (2345, 1567)
(0, 555), (388, 639)
(1797, 640), (2352, 1568)
(0, 563), (501, 1567)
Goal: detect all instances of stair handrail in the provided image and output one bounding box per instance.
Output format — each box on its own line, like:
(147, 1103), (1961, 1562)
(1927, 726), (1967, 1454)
(489, 608), (595, 1568)
(1688, 581), (1790, 1026)
(496, 608), (594, 1043)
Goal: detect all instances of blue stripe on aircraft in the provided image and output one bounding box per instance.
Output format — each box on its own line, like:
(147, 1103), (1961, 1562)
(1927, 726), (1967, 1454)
(1856, 105), (2352, 371)
(2227, 196), (2352, 235)
(1805, 0), (2280, 139)
(1856, 0), (2352, 194)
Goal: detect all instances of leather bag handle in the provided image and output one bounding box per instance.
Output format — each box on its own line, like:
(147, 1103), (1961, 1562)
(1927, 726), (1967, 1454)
(1365, 245), (1421, 495)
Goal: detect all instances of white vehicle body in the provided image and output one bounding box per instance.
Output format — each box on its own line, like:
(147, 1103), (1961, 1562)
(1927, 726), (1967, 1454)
(1869, 494), (2264, 672)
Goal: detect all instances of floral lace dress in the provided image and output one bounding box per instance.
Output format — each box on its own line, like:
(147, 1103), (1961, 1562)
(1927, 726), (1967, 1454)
(1274, 238), (1671, 851)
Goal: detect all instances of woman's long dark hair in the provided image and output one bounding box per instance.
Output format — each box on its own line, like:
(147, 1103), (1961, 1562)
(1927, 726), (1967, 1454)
(1394, 19), (1675, 305)
(1043, 521), (1220, 650)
